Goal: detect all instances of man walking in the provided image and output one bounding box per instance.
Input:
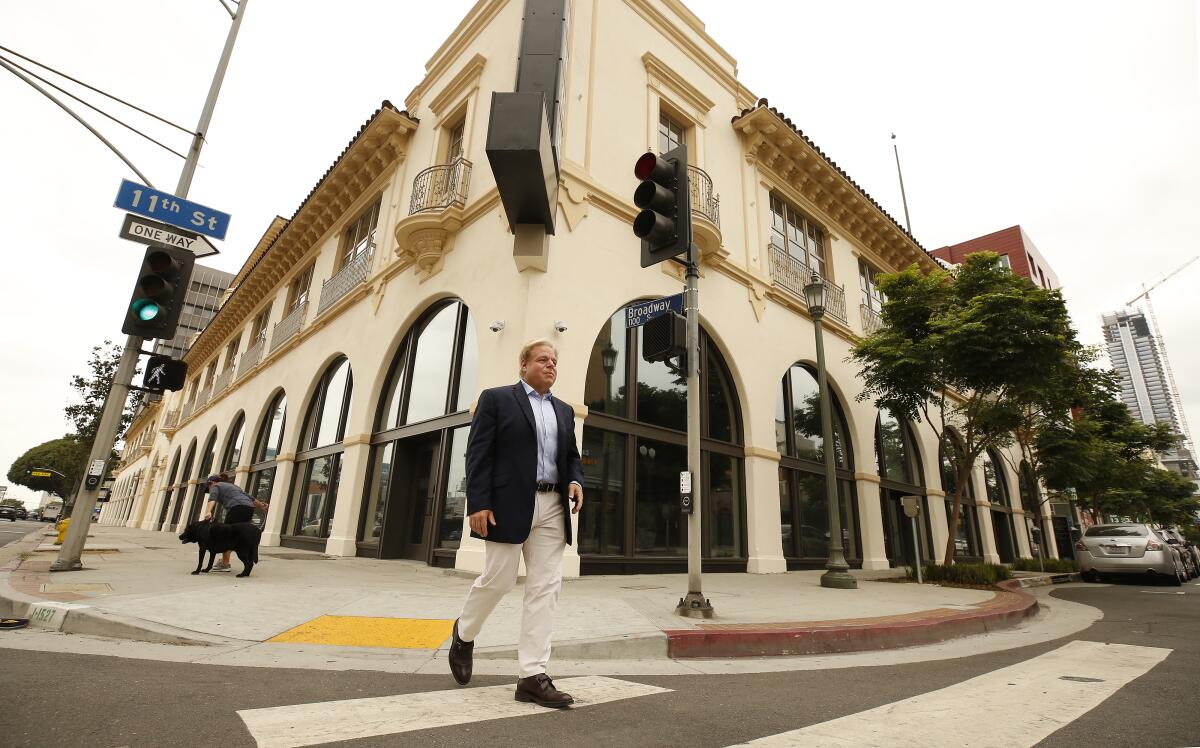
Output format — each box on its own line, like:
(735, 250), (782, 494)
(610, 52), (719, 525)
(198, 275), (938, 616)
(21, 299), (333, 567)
(201, 472), (267, 572)
(449, 339), (584, 708)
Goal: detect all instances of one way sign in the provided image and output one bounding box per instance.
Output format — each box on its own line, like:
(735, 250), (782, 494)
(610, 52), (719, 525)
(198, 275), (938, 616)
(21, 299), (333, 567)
(119, 214), (219, 257)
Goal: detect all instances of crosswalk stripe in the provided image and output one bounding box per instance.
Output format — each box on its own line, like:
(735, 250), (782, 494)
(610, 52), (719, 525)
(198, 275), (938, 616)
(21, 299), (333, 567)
(237, 676), (672, 748)
(725, 640), (1171, 747)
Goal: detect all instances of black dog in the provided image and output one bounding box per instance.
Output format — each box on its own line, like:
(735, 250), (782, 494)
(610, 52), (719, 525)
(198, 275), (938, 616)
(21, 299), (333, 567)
(179, 520), (261, 577)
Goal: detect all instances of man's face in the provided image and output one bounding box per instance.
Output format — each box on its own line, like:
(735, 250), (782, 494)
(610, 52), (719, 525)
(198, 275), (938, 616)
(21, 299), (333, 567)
(522, 345), (558, 393)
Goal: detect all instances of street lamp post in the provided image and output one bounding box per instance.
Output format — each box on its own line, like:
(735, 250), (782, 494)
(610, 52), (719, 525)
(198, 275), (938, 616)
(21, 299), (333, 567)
(601, 341), (617, 407)
(803, 272), (857, 590)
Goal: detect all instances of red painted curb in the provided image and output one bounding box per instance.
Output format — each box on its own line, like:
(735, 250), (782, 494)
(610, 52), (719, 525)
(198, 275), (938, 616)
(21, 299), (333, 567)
(664, 583), (1038, 658)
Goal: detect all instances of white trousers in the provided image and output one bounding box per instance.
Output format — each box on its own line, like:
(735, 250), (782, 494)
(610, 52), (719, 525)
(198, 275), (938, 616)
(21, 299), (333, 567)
(458, 490), (566, 678)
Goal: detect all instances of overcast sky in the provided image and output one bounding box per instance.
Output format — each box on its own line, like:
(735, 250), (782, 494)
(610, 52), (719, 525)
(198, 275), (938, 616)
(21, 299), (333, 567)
(2, 0), (1197, 507)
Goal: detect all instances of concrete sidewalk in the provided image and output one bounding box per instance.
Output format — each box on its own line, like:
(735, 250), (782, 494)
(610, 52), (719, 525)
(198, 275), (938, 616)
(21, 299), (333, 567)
(0, 525), (1054, 660)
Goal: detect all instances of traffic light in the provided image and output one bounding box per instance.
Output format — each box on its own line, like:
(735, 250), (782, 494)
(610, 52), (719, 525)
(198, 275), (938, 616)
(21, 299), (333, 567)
(121, 245), (195, 339)
(633, 143), (691, 267)
(641, 311), (686, 363)
(142, 355), (188, 393)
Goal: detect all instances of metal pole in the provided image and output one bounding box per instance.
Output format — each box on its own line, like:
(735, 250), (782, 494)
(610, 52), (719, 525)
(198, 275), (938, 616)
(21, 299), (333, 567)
(814, 312), (856, 589)
(52, 0), (250, 571)
(891, 134), (912, 235)
(676, 244), (712, 617)
(911, 516), (923, 584)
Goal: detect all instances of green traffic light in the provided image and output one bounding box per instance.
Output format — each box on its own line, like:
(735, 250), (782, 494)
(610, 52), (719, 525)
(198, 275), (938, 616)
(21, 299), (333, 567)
(132, 298), (161, 321)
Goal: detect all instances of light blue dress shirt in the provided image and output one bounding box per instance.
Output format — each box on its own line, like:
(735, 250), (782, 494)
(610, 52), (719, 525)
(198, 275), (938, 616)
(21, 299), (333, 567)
(521, 380), (560, 483)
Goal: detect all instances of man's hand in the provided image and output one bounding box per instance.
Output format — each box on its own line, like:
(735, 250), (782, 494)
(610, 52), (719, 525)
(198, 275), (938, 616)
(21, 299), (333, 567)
(469, 509), (496, 537)
(568, 483), (584, 514)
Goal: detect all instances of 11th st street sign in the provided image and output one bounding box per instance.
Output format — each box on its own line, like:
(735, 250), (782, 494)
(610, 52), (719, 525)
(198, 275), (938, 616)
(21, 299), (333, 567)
(119, 214), (219, 257)
(113, 179), (231, 240)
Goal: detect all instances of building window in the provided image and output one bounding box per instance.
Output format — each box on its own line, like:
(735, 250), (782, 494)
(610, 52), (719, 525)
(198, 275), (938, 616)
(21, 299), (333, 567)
(940, 436), (981, 560)
(858, 260), (885, 314)
(183, 429), (219, 524)
(578, 307), (745, 571)
(997, 254), (1012, 271)
(982, 449), (1018, 563)
(222, 334), (242, 372)
(156, 449), (182, 528)
(770, 194), (828, 278)
(446, 122), (465, 163)
(360, 301), (477, 560)
(250, 306), (271, 344)
(284, 359), (353, 547)
(247, 392), (287, 527)
(203, 360), (218, 389)
(875, 410), (930, 566)
(658, 113), (685, 154)
(221, 412), (245, 474)
(339, 198), (381, 269)
(285, 263), (315, 312)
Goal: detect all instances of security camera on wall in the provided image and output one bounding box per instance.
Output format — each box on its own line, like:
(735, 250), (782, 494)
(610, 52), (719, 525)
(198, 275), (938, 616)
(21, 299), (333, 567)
(553, 321), (568, 333)
(489, 320), (506, 333)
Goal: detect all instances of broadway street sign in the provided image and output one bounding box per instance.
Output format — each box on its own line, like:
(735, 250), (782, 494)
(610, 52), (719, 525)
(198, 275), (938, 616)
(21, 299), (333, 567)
(625, 293), (685, 328)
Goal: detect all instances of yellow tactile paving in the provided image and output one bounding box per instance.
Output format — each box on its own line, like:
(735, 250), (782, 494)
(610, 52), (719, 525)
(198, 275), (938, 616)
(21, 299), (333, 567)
(268, 616), (455, 649)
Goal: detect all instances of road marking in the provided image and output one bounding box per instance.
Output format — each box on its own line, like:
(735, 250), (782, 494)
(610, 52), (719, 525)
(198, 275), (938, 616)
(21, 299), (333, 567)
(238, 676), (671, 748)
(1140, 591), (1185, 595)
(268, 615), (453, 649)
(726, 640), (1170, 747)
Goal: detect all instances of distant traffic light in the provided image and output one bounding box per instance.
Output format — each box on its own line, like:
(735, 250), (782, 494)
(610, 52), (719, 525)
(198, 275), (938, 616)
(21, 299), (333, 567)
(121, 246), (194, 339)
(633, 144), (691, 267)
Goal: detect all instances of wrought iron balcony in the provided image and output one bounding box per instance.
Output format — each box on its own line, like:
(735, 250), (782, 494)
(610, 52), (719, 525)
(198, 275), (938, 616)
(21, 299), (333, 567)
(409, 158), (472, 214)
(212, 367), (234, 397)
(180, 402), (193, 423)
(860, 303), (884, 335)
(767, 244), (848, 324)
(270, 300), (308, 353)
(163, 409), (179, 429)
(688, 165), (720, 228)
(237, 334), (265, 380)
(195, 384), (212, 411)
(317, 248), (374, 315)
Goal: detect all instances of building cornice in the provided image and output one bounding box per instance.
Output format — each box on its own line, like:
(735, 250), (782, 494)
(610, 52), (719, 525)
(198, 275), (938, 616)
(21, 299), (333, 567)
(643, 51), (714, 116)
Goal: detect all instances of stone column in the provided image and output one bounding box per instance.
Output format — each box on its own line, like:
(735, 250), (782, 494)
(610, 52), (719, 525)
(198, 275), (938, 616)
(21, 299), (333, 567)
(854, 472), (889, 570)
(324, 436), (372, 557)
(745, 449), (786, 574)
(926, 488), (948, 564)
(259, 455), (295, 548)
(1042, 501), (1060, 559)
(974, 464), (1000, 563)
(1012, 509), (1032, 558)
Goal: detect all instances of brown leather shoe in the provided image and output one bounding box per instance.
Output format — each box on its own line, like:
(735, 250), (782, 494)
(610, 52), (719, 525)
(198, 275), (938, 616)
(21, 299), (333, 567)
(448, 619), (473, 686)
(515, 673), (574, 708)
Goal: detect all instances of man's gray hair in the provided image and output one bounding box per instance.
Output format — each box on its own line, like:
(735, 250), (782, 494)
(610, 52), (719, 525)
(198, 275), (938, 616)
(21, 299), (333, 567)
(519, 339), (558, 372)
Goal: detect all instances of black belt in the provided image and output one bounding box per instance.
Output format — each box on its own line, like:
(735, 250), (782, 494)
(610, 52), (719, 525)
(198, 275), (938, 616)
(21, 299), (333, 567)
(535, 481), (560, 493)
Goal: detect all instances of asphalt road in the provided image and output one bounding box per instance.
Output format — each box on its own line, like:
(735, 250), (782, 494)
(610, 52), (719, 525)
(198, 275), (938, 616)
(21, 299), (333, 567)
(0, 519), (42, 549)
(0, 581), (1197, 747)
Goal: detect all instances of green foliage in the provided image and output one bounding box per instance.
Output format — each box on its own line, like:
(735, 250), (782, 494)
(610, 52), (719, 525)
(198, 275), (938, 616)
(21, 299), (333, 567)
(64, 340), (139, 444)
(6, 436), (93, 499)
(1107, 467), (1199, 527)
(852, 252), (1079, 564)
(907, 562), (1013, 586)
(0, 498), (24, 509)
(1011, 557), (1077, 573)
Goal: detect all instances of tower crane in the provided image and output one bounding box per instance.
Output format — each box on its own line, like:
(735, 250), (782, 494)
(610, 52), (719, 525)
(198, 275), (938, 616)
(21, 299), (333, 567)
(1124, 255), (1198, 446)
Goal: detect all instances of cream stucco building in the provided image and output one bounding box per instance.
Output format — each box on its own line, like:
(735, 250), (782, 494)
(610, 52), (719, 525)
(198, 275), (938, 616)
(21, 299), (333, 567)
(101, 0), (1059, 574)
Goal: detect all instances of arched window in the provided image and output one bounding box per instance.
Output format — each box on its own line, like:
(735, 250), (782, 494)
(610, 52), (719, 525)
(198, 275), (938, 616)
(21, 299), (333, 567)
(1019, 460), (1046, 557)
(156, 449), (181, 528)
(169, 439), (198, 525)
(247, 391), (286, 526)
(220, 412), (246, 474)
(186, 428), (219, 522)
(360, 301), (477, 562)
(284, 358), (352, 549)
(940, 434), (981, 559)
(875, 409), (930, 566)
(982, 449), (1017, 562)
(577, 305), (745, 572)
(775, 363), (858, 565)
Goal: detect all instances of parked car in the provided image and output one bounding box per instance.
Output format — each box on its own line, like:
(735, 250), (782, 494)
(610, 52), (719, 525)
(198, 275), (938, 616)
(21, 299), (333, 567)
(1073, 523), (1185, 586)
(0, 506), (16, 522)
(26, 510), (40, 521)
(1156, 528), (1199, 580)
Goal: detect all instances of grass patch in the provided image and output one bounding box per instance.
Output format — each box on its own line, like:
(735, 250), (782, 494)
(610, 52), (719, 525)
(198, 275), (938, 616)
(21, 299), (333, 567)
(1011, 557), (1076, 573)
(906, 562), (1012, 586)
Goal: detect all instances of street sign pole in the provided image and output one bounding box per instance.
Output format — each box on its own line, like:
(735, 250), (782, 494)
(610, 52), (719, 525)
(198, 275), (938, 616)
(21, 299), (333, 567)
(676, 242), (712, 618)
(52, 0), (249, 571)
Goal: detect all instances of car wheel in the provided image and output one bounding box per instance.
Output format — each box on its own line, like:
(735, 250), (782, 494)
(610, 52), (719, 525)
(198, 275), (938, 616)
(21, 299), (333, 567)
(1081, 570), (1098, 583)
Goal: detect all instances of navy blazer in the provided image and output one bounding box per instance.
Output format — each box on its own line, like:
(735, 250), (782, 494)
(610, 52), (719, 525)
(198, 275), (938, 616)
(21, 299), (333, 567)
(464, 383), (584, 545)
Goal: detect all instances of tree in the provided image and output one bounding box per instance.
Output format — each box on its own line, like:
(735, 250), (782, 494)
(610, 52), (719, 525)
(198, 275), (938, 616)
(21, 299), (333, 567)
(65, 340), (139, 446)
(1107, 466), (1199, 527)
(852, 252), (1078, 564)
(0, 498), (24, 509)
(6, 436), (93, 499)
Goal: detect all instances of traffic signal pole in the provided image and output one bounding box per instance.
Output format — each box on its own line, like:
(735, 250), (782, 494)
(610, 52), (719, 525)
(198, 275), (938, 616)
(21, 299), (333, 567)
(52, 0), (250, 571)
(678, 242), (712, 618)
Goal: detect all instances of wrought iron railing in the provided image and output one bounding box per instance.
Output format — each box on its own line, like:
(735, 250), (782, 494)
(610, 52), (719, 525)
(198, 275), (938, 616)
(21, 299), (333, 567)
(180, 402), (194, 423)
(317, 248), (374, 315)
(163, 409), (179, 429)
(212, 367), (234, 396)
(860, 303), (884, 335)
(688, 165), (720, 228)
(767, 245), (848, 323)
(409, 157), (472, 214)
(270, 300), (307, 353)
(237, 334), (265, 380)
